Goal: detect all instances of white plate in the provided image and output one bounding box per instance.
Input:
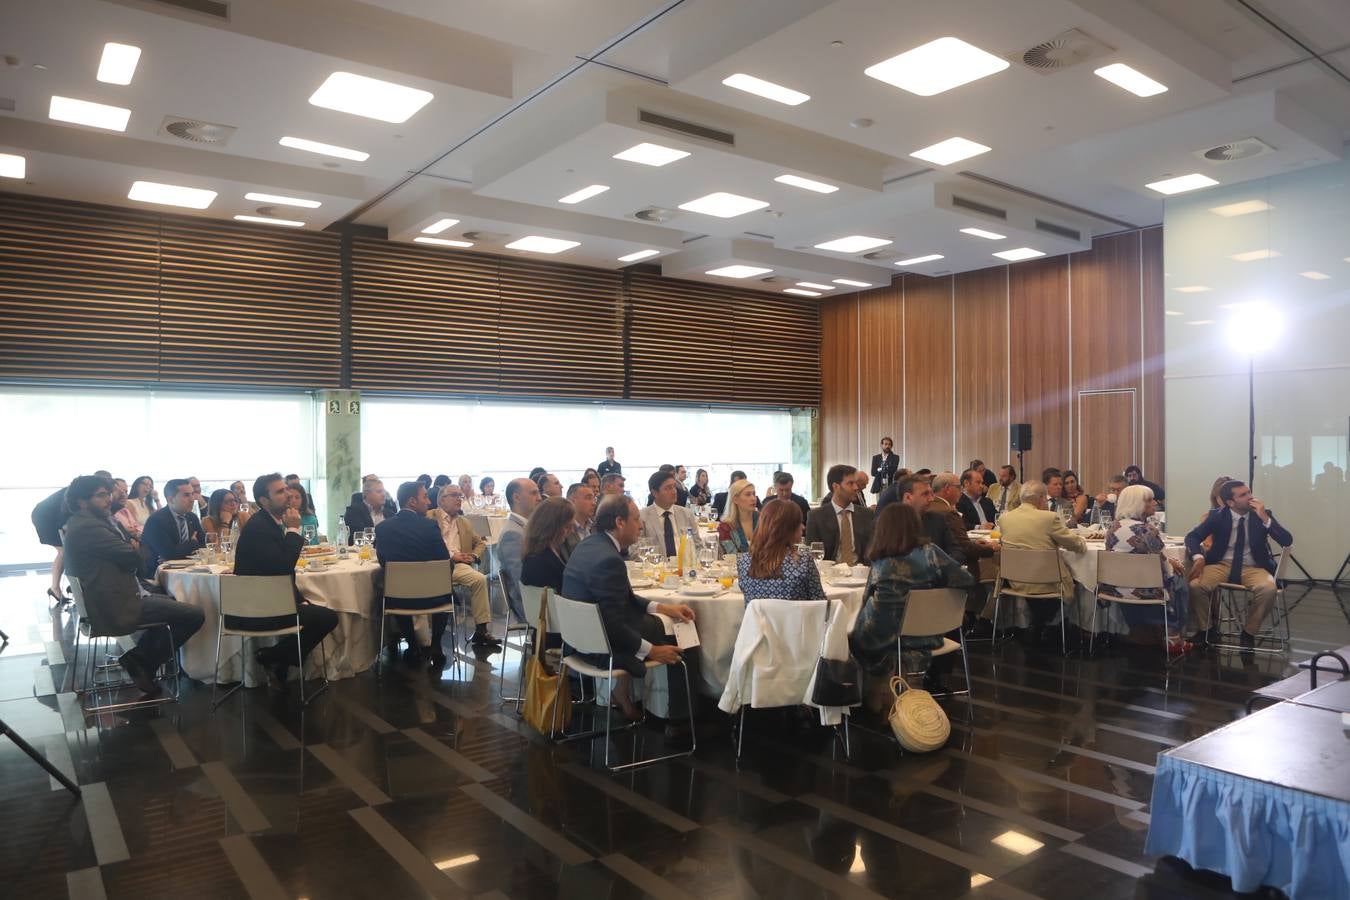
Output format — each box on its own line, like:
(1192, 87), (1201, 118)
(629, 578), (655, 589)
(828, 577), (868, 587)
(679, 583), (721, 596)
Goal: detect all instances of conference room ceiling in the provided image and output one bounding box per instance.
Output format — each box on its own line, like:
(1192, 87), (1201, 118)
(1, 0), (1347, 293)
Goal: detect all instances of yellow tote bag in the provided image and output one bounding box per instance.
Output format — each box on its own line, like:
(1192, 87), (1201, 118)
(523, 594), (572, 734)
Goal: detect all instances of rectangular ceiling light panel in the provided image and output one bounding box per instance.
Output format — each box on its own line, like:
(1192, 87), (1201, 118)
(910, 136), (990, 165)
(558, 184), (610, 204)
(1093, 63), (1167, 97)
(678, 192), (770, 218)
(1145, 173), (1218, 195)
(97, 43), (142, 85)
(613, 142), (689, 166)
(308, 71), (433, 123)
(706, 265), (771, 278)
(49, 96), (131, 131)
(814, 235), (892, 253)
(774, 174), (838, 193)
(279, 136), (369, 161)
(128, 180), (216, 209)
(244, 192), (321, 208)
(721, 73), (810, 105)
(506, 236), (579, 254)
(865, 37), (1009, 96)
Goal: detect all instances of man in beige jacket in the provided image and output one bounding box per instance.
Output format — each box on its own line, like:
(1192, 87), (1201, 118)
(429, 483), (498, 647)
(995, 480), (1085, 633)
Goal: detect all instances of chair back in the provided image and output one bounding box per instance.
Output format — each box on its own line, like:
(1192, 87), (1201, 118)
(998, 547), (1061, 584)
(467, 515), (492, 540)
(1273, 544), (1294, 580)
(521, 584), (550, 631)
(384, 560), (453, 599)
(220, 575), (297, 619)
(1096, 550), (1164, 591)
(899, 588), (967, 638)
(68, 575), (90, 620)
(977, 557), (998, 583)
(548, 595), (611, 655)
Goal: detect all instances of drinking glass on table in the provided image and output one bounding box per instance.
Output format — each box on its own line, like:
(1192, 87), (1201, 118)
(809, 541), (825, 563)
(698, 546), (715, 571)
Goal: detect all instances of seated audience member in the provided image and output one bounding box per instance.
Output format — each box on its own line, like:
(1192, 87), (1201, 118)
(850, 467), (872, 508)
(126, 475), (160, 526)
(562, 496), (699, 732)
(230, 480), (249, 510)
(187, 476), (208, 518)
(1044, 471), (1072, 521)
(931, 471), (999, 579)
(376, 481), (455, 667)
(581, 469), (602, 495)
(718, 479), (761, 554)
(641, 470), (700, 557)
(712, 470), (749, 517)
(956, 468), (997, 529)
(478, 476), (495, 500)
(996, 479), (1086, 634)
(349, 475), (398, 518)
(416, 474), (433, 493)
(142, 478), (205, 573)
(806, 464), (874, 563)
(987, 465), (1020, 514)
(1194, 474), (1236, 553)
(287, 484), (321, 543)
(563, 482), (597, 554)
(597, 446), (621, 477)
(1124, 464), (1165, 504)
(528, 467), (547, 483)
(688, 468), (712, 506)
(535, 472), (564, 500)
(521, 497), (576, 595)
(763, 471), (812, 523)
(970, 459), (997, 490)
(110, 478), (143, 539)
(498, 477), (542, 619)
(429, 484), (498, 648)
(1062, 470), (1089, 523)
(600, 472), (627, 498)
(202, 488), (250, 538)
(452, 473), (473, 503)
(738, 500), (825, 603)
(428, 474), (452, 508)
(1185, 479), (1292, 649)
(899, 474), (962, 562)
(1100, 485), (1191, 654)
(1086, 474), (1127, 523)
(343, 479), (390, 539)
(63, 475), (205, 696)
(849, 503), (974, 697)
(234, 473), (339, 688)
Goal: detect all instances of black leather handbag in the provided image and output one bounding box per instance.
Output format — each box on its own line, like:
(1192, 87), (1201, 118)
(810, 599), (863, 707)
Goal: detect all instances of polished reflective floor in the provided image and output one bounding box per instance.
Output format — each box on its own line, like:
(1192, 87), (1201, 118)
(2, 569), (1347, 900)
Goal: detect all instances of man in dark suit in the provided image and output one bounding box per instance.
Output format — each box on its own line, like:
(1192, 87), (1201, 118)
(806, 464), (875, 564)
(1124, 465), (1165, 504)
(343, 479), (391, 541)
(141, 478), (204, 575)
(562, 495), (700, 738)
(376, 481), (460, 668)
(763, 471), (811, 523)
(348, 475), (398, 520)
(597, 446), (621, 478)
(62, 475), (204, 696)
(711, 470), (749, 518)
(870, 437), (899, 495)
(955, 469), (998, 530)
(234, 472), (339, 689)
(1185, 479), (1292, 648)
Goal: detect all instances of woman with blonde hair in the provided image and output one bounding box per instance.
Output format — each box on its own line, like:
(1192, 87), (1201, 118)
(717, 479), (759, 553)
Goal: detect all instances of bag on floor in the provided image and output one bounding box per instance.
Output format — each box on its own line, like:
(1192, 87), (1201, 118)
(888, 675), (949, 752)
(523, 597), (571, 734)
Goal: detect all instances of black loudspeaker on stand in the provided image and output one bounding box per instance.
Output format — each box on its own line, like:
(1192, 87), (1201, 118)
(1011, 423), (1032, 481)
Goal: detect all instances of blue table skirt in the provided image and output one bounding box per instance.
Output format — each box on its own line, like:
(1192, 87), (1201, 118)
(1146, 755), (1350, 897)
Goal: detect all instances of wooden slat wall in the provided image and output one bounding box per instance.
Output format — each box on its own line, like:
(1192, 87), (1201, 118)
(628, 273), (734, 404)
(818, 228), (1166, 494)
(731, 290), (821, 407)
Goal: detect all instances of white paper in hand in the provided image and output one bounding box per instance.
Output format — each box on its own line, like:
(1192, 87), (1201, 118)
(672, 620), (700, 650)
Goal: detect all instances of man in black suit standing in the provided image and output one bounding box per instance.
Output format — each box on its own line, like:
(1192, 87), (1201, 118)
(562, 495), (699, 738)
(234, 473), (338, 689)
(870, 437), (899, 495)
(62, 475), (204, 696)
(806, 464), (875, 564)
(956, 468), (998, 530)
(597, 446), (622, 478)
(1185, 479), (1293, 648)
(375, 480), (464, 668)
(141, 478), (204, 574)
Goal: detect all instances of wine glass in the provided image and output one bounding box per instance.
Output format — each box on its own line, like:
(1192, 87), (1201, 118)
(809, 541), (826, 564)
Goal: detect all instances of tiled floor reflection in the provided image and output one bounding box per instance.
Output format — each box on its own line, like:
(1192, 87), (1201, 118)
(2, 568), (1346, 899)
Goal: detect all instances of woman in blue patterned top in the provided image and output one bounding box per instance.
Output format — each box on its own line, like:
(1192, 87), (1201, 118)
(736, 498), (825, 603)
(1100, 485), (1191, 654)
(850, 503), (973, 685)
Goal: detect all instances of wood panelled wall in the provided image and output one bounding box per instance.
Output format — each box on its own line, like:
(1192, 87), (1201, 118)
(820, 228), (1165, 493)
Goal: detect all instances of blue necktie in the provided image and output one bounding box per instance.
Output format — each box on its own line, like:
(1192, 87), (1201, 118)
(1230, 515), (1246, 585)
(177, 514), (188, 542)
(662, 511), (676, 557)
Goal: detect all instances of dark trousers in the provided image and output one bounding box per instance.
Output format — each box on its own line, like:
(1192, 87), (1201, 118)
(385, 593), (452, 650)
(256, 602), (339, 671)
(130, 593), (205, 670)
(639, 614), (701, 721)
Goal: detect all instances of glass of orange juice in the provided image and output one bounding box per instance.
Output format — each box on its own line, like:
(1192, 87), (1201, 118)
(989, 529), (1001, 540)
(358, 543), (372, 562)
(295, 556), (309, 571)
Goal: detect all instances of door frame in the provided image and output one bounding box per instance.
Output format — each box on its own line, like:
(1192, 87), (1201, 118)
(1077, 388), (1137, 487)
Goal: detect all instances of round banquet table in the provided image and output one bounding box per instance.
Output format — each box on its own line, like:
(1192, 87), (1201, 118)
(465, 512), (509, 544)
(158, 557), (381, 687)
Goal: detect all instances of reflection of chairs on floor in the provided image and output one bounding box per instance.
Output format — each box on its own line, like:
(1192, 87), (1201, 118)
(67, 576), (178, 713)
(1214, 546), (1293, 655)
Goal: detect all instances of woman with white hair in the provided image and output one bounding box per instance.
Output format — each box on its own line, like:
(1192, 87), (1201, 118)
(717, 479), (759, 554)
(1099, 484), (1191, 654)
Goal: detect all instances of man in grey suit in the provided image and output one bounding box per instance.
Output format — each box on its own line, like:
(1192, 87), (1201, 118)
(62, 475), (204, 697)
(498, 477), (541, 619)
(806, 464), (875, 564)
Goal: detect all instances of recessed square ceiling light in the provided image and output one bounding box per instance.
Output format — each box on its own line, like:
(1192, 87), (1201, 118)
(960, 227), (1006, 240)
(1165, 310), (1184, 316)
(864, 36), (1009, 96)
(784, 288), (821, 297)
(796, 282), (835, 290)
(421, 217), (459, 234)
(678, 192), (770, 218)
(1300, 270), (1330, 280)
(415, 236), (474, 248)
(1186, 319), (1215, 325)
(244, 192), (321, 209)
(1174, 285), (1211, 293)
(1208, 200), (1271, 217)
(1145, 173), (1219, 195)
(896, 254), (944, 266)
(96, 42), (142, 85)
(706, 264), (772, 278)
(279, 136), (369, 161)
(558, 184), (610, 205)
(994, 247), (1045, 261)
(774, 173), (838, 194)
(832, 278), (872, 287)
(506, 236), (579, 254)
(308, 71), (433, 123)
(721, 73), (810, 105)
(910, 137), (992, 166)
(814, 235), (892, 253)
(0, 153), (25, 179)
(128, 180), (216, 209)
(1093, 63), (1167, 97)
(233, 215), (304, 227)
(618, 249), (660, 262)
(1231, 248), (1279, 262)
(48, 95), (130, 132)
(991, 831), (1044, 856)
(613, 142), (689, 167)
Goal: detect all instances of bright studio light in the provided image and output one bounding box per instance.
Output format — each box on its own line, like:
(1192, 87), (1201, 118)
(1225, 302), (1283, 355)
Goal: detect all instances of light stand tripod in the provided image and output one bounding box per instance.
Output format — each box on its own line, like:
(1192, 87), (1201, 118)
(0, 633), (80, 796)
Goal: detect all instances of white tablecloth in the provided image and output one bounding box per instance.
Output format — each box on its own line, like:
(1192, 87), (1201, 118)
(465, 513), (509, 544)
(158, 557), (382, 686)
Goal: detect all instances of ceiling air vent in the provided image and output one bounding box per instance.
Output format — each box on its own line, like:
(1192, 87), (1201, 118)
(638, 109), (734, 147)
(758, 275), (794, 284)
(1035, 219), (1081, 241)
(460, 230), (508, 242)
(1017, 28), (1113, 72)
(1197, 137), (1274, 162)
(147, 0), (230, 19)
(951, 194), (1008, 220)
(160, 116), (236, 145)
(634, 206), (678, 223)
(862, 250), (895, 261)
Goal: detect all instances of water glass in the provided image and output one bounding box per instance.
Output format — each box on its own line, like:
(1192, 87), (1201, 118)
(810, 541), (825, 563)
(303, 524), (317, 545)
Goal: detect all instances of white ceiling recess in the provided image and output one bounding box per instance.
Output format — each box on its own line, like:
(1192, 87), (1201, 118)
(660, 237), (894, 294)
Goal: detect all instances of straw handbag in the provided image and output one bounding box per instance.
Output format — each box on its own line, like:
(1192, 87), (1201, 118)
(887, 675), (949, 752)
(522, 597), (571, 734)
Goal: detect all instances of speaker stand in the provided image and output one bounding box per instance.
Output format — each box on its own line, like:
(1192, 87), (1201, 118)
(0, 718), (80, 796)
(1015, 449), (1025, 483)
